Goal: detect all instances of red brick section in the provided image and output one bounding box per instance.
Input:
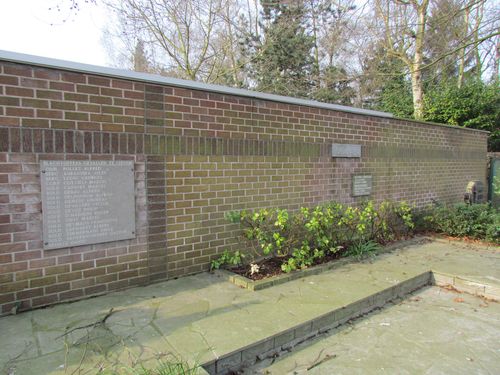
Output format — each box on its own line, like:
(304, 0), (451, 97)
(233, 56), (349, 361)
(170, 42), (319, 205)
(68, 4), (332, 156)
(0, 60), (489, 315)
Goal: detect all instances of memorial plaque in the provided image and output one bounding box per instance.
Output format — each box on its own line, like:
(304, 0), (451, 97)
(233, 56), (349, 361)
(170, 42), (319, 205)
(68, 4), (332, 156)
(41, 160), (135, 250)
(352, 175), (372, 197)
(331, 143), (361, 158)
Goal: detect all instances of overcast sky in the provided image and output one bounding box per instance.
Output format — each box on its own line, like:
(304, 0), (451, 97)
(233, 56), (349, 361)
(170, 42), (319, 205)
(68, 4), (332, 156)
(0, 0), (109, 66)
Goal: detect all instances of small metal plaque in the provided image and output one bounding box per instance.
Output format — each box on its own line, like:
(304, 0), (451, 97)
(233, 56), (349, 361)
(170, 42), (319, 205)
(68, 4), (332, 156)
(332, 143), (361, 158)
(352, 175), (372, 196)
(41, 160), (136, 250)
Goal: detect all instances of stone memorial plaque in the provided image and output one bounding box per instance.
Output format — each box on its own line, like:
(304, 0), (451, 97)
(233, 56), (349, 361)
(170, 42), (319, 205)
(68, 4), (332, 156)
(331, 143), (361, 158)
(41, 160), (135, 250)
(352, 175), (372, 197)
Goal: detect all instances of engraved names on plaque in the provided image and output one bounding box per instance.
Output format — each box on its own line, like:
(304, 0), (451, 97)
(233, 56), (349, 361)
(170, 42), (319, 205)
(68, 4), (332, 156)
(352, 175), (373, 197)
(41, 160), (136, 250)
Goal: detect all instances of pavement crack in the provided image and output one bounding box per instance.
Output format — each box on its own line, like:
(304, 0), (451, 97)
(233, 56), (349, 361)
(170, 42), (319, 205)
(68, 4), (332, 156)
(190, 325), (217, 360)
(306, 350), (337, 371)
(2, 341), (35, 375)
(56, 308), (115, 340)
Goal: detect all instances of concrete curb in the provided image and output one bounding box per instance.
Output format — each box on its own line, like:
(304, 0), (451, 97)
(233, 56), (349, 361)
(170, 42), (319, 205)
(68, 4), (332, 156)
(432, 272), (500, 301)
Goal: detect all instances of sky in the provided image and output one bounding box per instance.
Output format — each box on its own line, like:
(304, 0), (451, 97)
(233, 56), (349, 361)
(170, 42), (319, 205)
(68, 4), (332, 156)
(0, 0), (109, 66)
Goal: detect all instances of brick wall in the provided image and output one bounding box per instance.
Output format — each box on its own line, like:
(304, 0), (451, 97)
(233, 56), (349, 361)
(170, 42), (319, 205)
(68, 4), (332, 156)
(0, 59), (488, 315)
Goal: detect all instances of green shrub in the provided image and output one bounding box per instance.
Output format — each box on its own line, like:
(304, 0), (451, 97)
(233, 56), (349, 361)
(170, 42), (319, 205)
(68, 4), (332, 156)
(485, 214), (500, 243)
(413, 205), (435, 232)
(225, 200), (416, 273)
(235, 208), (306, 259)
(376, 201), (415, 241)
(424, 203), (499, 243)
(210, 250), (244, 270)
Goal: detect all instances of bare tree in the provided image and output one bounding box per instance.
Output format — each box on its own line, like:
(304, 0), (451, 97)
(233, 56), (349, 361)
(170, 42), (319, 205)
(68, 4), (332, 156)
(105, 0), (228, 81)
(206, 0), (261, 86)
(374, 0), (499, 119)
(100, 0), (498, 109)
(375, 0), (430, 119)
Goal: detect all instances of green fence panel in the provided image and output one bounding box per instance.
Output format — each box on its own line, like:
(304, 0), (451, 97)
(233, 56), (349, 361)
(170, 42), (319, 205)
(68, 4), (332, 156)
(489, 158), (500, 208)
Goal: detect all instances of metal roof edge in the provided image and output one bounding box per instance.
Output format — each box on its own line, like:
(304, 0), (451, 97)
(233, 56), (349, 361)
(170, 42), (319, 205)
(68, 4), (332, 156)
(0, 49), (392, 118)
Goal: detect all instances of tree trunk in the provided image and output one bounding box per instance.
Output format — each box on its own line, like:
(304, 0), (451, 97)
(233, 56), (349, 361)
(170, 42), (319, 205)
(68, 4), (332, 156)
(472, 1), (484, 80)
(457, 6), (470, 89)
(410, 0), (429, 120)
(494, 31), (500, 83)
(411, 65), (424, 120)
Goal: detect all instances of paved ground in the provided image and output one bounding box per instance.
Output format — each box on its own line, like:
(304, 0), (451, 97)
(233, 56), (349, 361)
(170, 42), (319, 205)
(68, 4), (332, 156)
(0, 238), (499, 375)
(245, 286), (500, 374)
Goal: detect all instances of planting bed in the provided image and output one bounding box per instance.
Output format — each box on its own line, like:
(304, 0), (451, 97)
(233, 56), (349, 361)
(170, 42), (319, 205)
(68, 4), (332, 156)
(217, 237), (429, 291)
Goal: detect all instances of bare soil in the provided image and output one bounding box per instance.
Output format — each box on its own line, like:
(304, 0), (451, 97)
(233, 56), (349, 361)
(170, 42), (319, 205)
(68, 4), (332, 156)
(228, 250), (346, 281)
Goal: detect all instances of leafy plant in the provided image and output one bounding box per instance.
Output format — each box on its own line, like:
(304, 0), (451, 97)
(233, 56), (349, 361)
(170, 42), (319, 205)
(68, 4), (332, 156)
(236, 208), (304, 259)
(423, 80), (500, 151)
(485, 215), (500, 243)
(374, 201), (415, 242)
(493, 175), (500, 197)
(281, 242), (326, 273)
(225, 200), (416, 273)
(424, 203), (499, 244)
(344, 240), (381, 261)
(210, 250), (244, 270)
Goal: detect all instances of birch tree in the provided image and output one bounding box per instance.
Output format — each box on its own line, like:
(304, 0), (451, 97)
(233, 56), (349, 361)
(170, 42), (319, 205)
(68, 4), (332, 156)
(375, 0), (431, 119)
(374, 0), (499, 119)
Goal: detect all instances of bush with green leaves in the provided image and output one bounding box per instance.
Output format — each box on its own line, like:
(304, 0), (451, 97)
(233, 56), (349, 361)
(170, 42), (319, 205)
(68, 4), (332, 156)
(210, 249), (244, 270)
(424, 203), (499, 244)
(423, 80), (500, 151)
(223, 200), (415, 273)
(375, 200), (415, 241)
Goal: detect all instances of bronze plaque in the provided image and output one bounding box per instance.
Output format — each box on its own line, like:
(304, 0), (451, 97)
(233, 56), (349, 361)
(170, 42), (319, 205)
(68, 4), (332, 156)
(41, 160), (135, 250)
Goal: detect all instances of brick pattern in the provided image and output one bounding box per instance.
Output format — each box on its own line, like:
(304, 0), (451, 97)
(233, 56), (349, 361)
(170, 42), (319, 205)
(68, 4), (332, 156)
(0, 60), (489, 315)
(146, 155), (168, 281)
(0, 127), (144, 155)
(0, 62), (487, 148)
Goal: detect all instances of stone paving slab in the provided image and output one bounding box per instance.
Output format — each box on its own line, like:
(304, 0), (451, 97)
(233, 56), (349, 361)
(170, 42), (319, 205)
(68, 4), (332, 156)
(244, 286), (500, 374)
(0, 239), (498, 375)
